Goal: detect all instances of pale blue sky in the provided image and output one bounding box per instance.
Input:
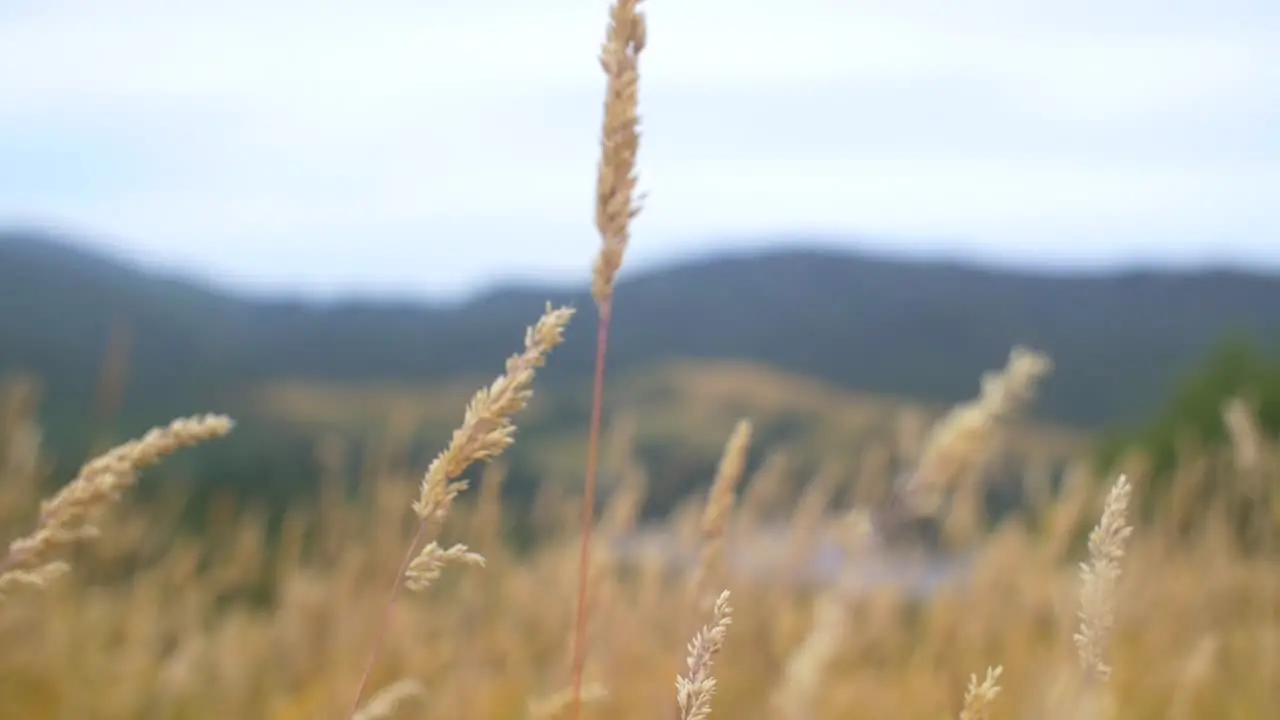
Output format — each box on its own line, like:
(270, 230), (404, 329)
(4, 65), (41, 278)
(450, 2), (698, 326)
(1, 0), (1277, 299)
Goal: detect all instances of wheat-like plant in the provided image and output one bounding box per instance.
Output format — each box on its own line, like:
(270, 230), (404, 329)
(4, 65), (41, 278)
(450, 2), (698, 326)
(771, 591), (847, 720)
(568, 0), (648, 717)
(958, 666), (1003, 720)
(0, 413), (233, 598)
(897, 346), (1052, 520)
(689, 419), (753, 604)
(676, 589), (733, 720)
(347, 303), (574, 714)
(1075, 474), (1133, 683)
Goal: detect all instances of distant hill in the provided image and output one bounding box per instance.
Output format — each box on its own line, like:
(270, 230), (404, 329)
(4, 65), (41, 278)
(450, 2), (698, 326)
(250, 359), (1089, 514)
(3, 228), (1280, 437)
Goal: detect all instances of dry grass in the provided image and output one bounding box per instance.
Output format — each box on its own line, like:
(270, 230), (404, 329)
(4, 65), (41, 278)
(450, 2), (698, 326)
(249, 359), (1087, 494)
(0, 375), (1278, 718)
(347, 302), (575, 714)
(2, 2), (1277, 719)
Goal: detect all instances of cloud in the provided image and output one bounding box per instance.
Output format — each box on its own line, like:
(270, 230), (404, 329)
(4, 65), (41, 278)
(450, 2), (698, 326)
(0, 0), (1276, 297)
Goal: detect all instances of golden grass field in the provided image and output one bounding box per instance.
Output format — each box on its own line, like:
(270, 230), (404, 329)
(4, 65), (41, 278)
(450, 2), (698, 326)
(250, 358), (1088, 494)
(1, 347), (1278, 720)
(1, 1), (1277, 718)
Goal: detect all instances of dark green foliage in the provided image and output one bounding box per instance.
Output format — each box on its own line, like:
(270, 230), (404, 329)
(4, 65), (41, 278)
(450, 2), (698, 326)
(1095, 337), (1279, 552)
(1096, 334), (1280, 477)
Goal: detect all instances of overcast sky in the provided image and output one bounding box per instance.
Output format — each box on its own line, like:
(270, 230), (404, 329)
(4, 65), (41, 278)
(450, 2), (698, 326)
(1, 0), (1277, 299)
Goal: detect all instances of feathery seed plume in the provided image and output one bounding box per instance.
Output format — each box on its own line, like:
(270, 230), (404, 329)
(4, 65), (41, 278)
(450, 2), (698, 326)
(689, 419), (752, 601)
(0, 413), (234, 595)
(676, 589), (734, 720)
(591, 0), (647, 311)
(412, 303), (575, 525)
(1075, 474), (1133, 682)
(959, 666), (1003, 720)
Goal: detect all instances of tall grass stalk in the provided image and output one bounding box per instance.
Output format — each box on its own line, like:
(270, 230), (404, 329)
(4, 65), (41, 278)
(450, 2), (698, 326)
(568, 1), (647, 717)
(346, 305), (574, 716)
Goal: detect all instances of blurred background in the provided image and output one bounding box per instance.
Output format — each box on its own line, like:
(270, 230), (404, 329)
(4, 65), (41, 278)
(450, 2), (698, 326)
(0, 2), (1277, 718)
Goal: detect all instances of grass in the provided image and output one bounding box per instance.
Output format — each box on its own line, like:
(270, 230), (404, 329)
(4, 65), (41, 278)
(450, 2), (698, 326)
(1, 0), (1278, 718)
(248, 358), (1087, 499)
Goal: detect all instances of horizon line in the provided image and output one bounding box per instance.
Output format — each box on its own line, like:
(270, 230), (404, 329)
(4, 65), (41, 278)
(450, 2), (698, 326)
(3, 223), (1278, 307)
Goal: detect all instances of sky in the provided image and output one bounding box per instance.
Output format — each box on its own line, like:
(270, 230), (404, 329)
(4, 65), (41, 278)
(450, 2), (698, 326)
(0, 0), (1277, 299)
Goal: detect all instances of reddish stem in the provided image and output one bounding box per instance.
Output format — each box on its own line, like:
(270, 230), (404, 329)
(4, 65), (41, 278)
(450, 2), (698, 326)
(347, 519), (430, 717)
(568, 302), (613, 720)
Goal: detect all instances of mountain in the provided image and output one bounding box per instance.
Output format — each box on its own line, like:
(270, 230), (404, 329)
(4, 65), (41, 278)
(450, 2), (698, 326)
(3, 229), (1280, 437)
